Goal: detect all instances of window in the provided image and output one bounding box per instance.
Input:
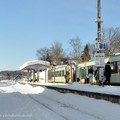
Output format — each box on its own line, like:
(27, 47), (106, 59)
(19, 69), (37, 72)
(117, 61), (120, 73)
(110, 62), (117, 73)
(81, 68), (86, 79)
(49, 70), (65, 77)
(117, 61), (120, 67)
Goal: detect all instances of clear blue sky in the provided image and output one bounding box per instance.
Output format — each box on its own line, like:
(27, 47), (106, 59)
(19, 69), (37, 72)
(0, 0), (119, 71)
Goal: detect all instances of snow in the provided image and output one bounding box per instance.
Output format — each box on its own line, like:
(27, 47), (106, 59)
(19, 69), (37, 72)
(25, 81), (120, 96)
(0, 80), (120, 120)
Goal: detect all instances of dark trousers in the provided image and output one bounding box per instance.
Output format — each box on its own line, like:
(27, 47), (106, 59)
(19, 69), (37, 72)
(104, 76), (110, 85)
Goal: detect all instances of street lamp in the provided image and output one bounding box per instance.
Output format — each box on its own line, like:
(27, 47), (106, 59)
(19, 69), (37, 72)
(95, 0), (103, 51)
(95, 0), (105, 85)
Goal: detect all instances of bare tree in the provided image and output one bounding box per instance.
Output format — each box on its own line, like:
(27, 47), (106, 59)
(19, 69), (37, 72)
(88, 43), (96, 60)
(36, 47), (49, 60)
(110, 32), (120, 54)
(103, 27), (120, 56)
(69, 36), (82, 62)
(36, 41), (67, 65)
(50, 41), (65, 65)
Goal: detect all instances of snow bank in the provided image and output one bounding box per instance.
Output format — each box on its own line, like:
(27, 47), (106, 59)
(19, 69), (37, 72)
(0, 80), (45, 94)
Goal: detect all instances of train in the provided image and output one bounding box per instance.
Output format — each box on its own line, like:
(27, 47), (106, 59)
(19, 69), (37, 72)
(48, 53), (120, 85)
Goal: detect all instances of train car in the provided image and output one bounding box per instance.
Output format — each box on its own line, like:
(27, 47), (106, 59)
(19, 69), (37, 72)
(48, 65), (70, 83)
(48, 64), (75, 83)
(77, 57), (109, 84)
(109, 53), (120, 85)
(77, 60), (96, 84)
(48, 53), (120, 85)
(77, 53), (120, 85)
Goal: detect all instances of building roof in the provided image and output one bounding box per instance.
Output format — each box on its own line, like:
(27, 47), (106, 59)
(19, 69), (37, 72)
(20, 60), (50, 71)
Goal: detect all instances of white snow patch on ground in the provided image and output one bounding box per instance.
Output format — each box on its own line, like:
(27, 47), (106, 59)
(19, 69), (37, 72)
(0, 80), (120, 120)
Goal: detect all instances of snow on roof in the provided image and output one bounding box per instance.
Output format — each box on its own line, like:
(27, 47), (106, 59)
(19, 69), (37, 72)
(20, 60), (50, 71)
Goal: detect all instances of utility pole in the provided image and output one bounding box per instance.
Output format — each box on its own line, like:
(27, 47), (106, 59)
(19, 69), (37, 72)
(95, 0), (103, 49)
(95, 0), (105, 85)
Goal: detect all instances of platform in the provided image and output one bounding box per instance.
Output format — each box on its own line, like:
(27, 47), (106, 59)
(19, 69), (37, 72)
(19, 82), (120, 104)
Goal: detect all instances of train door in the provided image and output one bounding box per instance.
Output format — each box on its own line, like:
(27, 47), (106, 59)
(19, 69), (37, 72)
(110, 61), (120, 84)
(76, 67), (80, 82)
(81, 67), (87, 83)
(117, 62), (120, 77)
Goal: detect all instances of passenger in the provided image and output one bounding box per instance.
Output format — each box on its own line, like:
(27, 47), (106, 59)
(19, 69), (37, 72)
(88, 67), (94, 84)
(65, 71), (70, 83)
(94, 68), (99, 84)
(77, 78), (80, 82)
(104, 62), (111, 85)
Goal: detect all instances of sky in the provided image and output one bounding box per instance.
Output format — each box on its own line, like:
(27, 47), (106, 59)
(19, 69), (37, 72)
(1, 80), (120, 120)
(0, 0), (120, 71)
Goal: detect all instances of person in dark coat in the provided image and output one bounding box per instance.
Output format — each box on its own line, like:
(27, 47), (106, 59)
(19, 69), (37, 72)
(104, 62), (111, 85)
(94, 68), (99, 84)
(88, 67), (94, 84)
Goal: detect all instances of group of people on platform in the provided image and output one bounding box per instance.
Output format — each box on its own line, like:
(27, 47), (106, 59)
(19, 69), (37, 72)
(64, 61), (112, 85)
(88, 62), (111, 85)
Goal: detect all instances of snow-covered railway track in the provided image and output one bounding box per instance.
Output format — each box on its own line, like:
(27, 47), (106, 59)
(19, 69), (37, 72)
(27, 94), (69, 120)
(27, 93), (103, 120)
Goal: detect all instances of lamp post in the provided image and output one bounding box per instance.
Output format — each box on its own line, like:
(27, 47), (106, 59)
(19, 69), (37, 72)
(95, 0), (103, 50)
(95, 0), (105, 85)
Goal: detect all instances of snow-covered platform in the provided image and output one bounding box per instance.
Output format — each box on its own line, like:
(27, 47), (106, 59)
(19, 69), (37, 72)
(19, 82), (120, 104)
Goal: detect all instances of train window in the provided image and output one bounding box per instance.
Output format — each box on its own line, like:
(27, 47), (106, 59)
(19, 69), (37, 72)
(61, 70), (65, 76)
(110, 62), (117, 73)
(117, 62), (120, 67)
(117, 62), (120, 74)
(76, 68), (80, 78)
(81, 68), (86, 79)
(50, 70), (65, 77)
